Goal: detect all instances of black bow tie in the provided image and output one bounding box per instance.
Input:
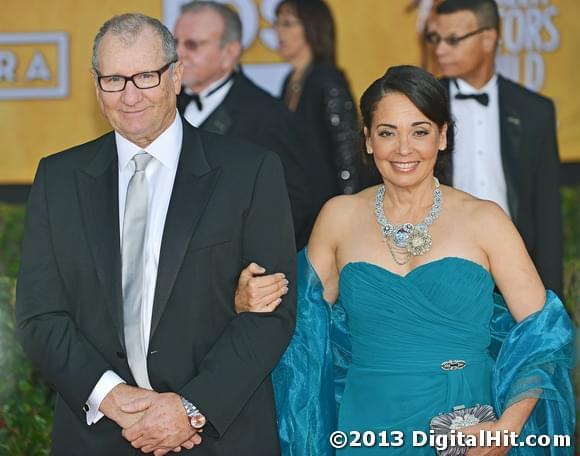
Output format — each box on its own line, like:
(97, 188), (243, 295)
(185, 93), (203, 111)
(454, 92), (489, 106)
(177, 92), (202, 113)
(179, 72), (236, 113)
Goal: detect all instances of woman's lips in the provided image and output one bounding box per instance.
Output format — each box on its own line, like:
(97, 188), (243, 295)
(390, 161), (420, 172)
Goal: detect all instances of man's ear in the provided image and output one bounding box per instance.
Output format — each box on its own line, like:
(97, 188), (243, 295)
(171, 60), (184, 94)
(92, 69), (104, 107)
(223, 41), (242, 69)
(91, 69), (99, 93)
(482, 29), (498, 54)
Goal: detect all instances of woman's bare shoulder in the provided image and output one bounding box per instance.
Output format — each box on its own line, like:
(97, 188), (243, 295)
(310, 188), (377, 246)
(442, 185), (515, 243)
(444, 185), (507, 218)
(319, 187), (377, 222)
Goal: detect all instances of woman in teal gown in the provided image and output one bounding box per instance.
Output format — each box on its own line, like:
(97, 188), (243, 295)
(235, 65), (574, 455)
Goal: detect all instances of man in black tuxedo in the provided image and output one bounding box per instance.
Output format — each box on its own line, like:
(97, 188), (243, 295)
(174, 1), (313, 250)
(427, 0), (562, 296)
(16, 13), (295, 456)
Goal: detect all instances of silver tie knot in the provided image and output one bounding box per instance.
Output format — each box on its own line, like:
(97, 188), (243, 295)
(132, 152), (152, 172)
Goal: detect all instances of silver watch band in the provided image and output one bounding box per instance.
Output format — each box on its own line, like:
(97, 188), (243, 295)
(180, 396), (199, 417)
(180, 395), (207, 429)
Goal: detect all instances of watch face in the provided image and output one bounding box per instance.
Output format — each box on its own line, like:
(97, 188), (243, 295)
(190, 412), (206, 429)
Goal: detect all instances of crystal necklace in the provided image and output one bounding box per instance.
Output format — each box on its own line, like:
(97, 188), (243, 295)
(374, 177), (442, 265)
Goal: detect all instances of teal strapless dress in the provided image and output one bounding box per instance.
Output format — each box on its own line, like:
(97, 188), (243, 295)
(337, 258), (494, 454)
(272, 249), (575, 456)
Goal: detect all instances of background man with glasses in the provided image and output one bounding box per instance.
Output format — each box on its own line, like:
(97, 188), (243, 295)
(427, 0), (562, 297)
(16, 12), (296, 456)
(174, 1), (314, 250)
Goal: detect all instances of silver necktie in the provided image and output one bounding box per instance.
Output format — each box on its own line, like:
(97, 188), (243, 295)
(122, 152), (153, 388)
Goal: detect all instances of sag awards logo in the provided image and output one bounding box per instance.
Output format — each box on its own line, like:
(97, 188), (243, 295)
(0, 32), (69, 100)
(496, 0), (560, 91)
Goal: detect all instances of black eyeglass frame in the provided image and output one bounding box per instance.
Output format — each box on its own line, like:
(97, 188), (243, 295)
(424, 27), (491, 47)
(96, 60), (177, 92)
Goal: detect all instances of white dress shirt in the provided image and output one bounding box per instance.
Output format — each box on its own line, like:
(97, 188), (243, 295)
(450, 74), (511, 217)
(183, 73), (234, 127)
(84, 112), (182, 424)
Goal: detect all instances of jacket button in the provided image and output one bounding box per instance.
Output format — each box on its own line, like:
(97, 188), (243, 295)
(116, 351), (126, 359)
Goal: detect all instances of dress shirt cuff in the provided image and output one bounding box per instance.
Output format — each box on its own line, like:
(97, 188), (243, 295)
(84, 370), (126, 425)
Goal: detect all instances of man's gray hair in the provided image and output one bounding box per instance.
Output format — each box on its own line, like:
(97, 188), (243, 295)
(180, 1), (242, 46)
(92, 13), (177, 71)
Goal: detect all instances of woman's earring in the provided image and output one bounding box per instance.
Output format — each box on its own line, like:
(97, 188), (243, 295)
(367, 149), (373, 155)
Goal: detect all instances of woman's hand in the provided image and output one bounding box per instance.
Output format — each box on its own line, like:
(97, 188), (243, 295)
(461, 397), (536, 456)
(234, 262), (288, 313)
(461, 420), (512, 455)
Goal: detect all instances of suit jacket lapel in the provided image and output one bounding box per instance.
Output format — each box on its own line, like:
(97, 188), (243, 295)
(76, 133), (125, 348)
(176, 90), (234, 135)
(199, 74), (246, 135)
(498, 75), (521, 222)
(149, 120), (221, 340)
(200, 98), (233, 135)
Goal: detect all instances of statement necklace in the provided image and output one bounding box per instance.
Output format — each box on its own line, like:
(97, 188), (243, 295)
(374, 177), (442, 265)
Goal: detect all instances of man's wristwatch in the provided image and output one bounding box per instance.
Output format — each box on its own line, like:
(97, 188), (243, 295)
(180, 396), (207, 429)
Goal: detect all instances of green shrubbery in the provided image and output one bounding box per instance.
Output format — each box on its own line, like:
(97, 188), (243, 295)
(0, 205), (53, 455)
(0, 277), (53, 455)
(563, 186), (580, 319)
(0, 187), (578, 454)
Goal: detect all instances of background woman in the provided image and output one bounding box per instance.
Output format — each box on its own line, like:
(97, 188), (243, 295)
(274, 0), (363, 220)
(236, 65), (574, 455)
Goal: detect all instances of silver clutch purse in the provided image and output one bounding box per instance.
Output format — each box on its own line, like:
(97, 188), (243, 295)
(429, 404), (497, 456)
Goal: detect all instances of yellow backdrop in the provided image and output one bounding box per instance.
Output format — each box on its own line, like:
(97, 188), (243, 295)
(0, 0), (578, 183)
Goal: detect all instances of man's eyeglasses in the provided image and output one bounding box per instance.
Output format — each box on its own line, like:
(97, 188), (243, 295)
(424, 27), (490, 47)
(96, 60), (177, 92)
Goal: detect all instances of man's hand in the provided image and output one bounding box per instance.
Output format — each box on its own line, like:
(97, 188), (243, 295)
(99, 384), (157, 428)
(121, 392), (199, 453)
(235, 262), (288, 313)
(156, 432), (202, 456)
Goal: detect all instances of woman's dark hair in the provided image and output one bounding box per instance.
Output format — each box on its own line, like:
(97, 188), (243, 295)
(360, 65), (455, 158)
(275, 0), (336, 66)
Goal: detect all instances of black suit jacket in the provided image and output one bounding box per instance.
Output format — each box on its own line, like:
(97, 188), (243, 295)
(178, 72), (314, 250)
(16, 119), (296, 455)
(438, 75), (562, 296)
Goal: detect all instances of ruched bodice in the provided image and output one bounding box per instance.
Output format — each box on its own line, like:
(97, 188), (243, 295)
(337, 258), (496, 454)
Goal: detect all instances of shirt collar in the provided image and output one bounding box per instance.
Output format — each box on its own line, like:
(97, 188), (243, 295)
(184, 73), (233, 99)
(116, 110), (182, 172)
(454, 73), (498, 95)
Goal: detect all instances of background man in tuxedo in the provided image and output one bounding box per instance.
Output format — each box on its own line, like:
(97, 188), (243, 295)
(427, 0), (562, 296)
(16, 13), (295, 455)
(174, 1), (314, 250)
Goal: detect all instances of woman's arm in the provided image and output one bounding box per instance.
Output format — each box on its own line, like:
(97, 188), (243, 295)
(305, 196), (344, 303)
(462, 201), (546, 453)
(475, 201), (545, 321)
(234, 196), (346, 312)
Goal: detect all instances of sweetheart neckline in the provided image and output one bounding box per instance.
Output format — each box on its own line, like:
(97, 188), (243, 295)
(341, 256), (491, 280)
